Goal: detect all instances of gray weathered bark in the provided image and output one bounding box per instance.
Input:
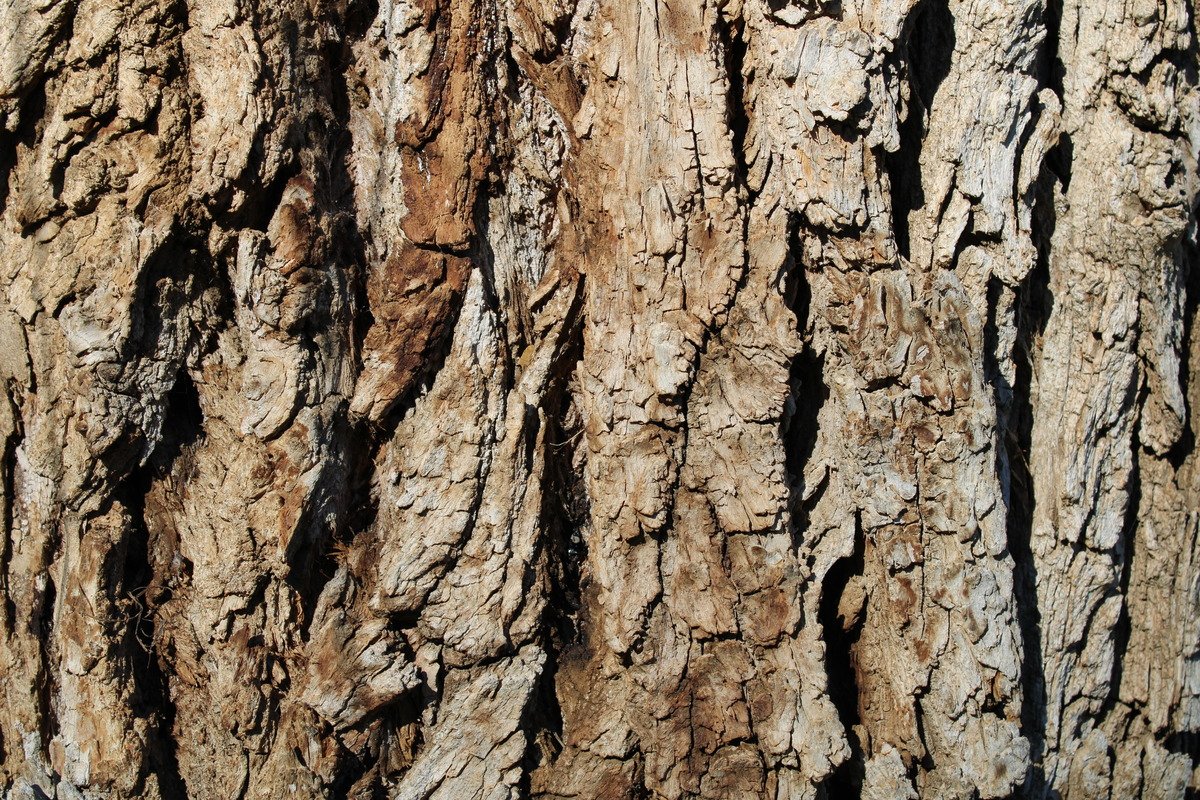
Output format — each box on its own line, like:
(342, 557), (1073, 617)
(1, 0), (1197, 797)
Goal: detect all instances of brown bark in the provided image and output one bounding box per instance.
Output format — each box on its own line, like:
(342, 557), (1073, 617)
(0, 0), (1197, 797)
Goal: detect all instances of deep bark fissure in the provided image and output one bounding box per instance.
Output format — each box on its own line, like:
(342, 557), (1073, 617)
(34, 550), (57, 757)
(288, 31), (373, 621)
(0, 82), (46, 211)
(1005, 255), (1052, 795)
(543, 344), (588, 652)
(1005, 112), (1064, 796)
(718, 12), (751, 192)
(1041, 0), (1066, 101)
(1100, 411), (1143, 726)
(887, 0), (955, 262)
(782, 218), (827, 550)
(0, 396), (20, 638)
(111, 372), (202, 800)
(125, 231), (226, 377)
(818, 534), (867, 798)
(1167, 227), (1199, 469)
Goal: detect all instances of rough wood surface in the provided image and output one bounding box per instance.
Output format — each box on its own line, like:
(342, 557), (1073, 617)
(0, 0), (1197, 797)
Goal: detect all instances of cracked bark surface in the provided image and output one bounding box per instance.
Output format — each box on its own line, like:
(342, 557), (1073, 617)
(0, 0), (1197, 797)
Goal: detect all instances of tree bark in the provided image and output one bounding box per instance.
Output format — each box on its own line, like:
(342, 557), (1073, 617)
(1, 0), (1197, 797)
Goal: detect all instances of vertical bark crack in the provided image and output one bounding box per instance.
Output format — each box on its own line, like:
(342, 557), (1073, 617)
(818, 533), (867, 797)
(1005, 225), (1053, 797)
(887, 0), (955, 262)
(113, 370), (202, 800)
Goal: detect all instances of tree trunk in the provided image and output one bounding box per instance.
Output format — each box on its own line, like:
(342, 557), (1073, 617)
(1, 0), (1197, 797)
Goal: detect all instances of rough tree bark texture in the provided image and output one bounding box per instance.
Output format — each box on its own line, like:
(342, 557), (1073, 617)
(1, 0), (1198, 797)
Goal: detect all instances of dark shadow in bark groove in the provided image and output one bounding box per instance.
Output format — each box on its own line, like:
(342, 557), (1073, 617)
(329, 705), (421, 800)
(782, 219), (829, 549)
(717, 12), (751, 191)
(344, 0), (380, 43)
(0, 80), (47, 211)
(999, 124), (1063, 794)
(288, 415), (357, 630)
(58, 223), (219, 797)
(1041, 0), (1066, 102)
(281, 125), (370, 620)
(523, 281), (587, 787)
(779, 215), (862, 791)
(155, 369), (205, 468)
(785, 341), (828, 549)
(0, 394), (19, 638)
(1167, 225), (1199, 470)
(768, 0), (844, 17)
(112, 369), (204, 800)
(35, 556), (56, 762)
(283, 3), (385, 613)
(327, 751), (372, 800)
(1165, 729), (1200, 774)
(543, 362), (589, 650)
(818, 516), (867, 798)
(330, 0), (379, 379)
(521, 650), (567, 791)
(1004, 439), (1051, 799)
(887, 0), (955, 262)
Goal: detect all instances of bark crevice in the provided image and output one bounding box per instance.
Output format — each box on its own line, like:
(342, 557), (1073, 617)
(818, 530), (867, 798)
(888, 0), (955, 262)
